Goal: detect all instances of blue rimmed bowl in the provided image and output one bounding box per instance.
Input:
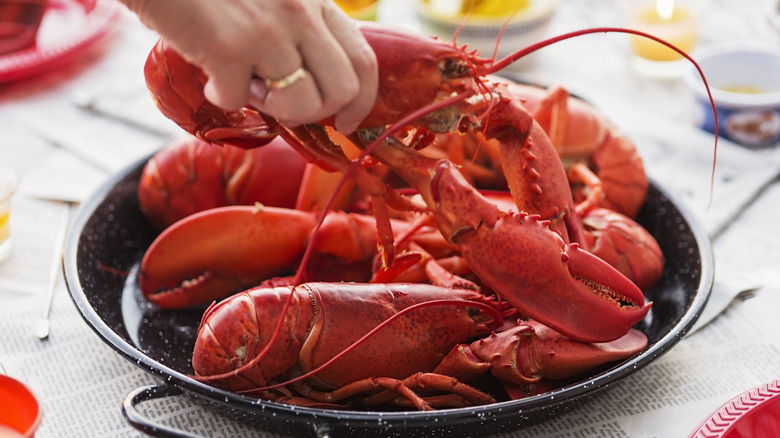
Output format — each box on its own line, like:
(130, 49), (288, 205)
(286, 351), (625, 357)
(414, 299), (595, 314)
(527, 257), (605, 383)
(685, 42), (780, 148)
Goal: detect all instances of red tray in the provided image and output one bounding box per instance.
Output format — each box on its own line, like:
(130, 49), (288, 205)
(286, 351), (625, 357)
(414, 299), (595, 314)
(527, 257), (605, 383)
(690, 380), (780, 437)
(0, 0), (121, 83)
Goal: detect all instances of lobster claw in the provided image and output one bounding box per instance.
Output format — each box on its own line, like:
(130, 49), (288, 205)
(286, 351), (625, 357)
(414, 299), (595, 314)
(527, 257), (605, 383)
(139, 205), (394, 309)
(478, 320), (647, 384)
(139, 206), (317, 308)
(433, 320), (648, 391)
(459, 212), (651, 343)
(427, 163), (651, 343)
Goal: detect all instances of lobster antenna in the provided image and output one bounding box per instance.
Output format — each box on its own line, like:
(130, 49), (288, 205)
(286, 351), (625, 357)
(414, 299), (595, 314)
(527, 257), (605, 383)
(489, 2), (524, 64)
(452, 0), (476, 45)
(488, 27), (719, 207)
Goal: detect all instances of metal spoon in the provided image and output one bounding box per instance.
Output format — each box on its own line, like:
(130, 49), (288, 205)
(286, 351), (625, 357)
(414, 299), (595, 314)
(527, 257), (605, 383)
(35, 209), (68, 341)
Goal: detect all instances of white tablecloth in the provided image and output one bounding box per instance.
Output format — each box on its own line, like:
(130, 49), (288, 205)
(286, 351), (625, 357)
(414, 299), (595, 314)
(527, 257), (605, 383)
(2, 0), (780, 436)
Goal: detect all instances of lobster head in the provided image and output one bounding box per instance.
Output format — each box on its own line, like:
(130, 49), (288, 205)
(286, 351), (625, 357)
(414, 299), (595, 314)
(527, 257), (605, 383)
(354, 22), (492, 131)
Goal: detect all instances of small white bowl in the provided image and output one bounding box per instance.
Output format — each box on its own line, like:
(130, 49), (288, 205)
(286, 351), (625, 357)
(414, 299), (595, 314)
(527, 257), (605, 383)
(685, 42), (780, 148)
(415, 0), (559, 69)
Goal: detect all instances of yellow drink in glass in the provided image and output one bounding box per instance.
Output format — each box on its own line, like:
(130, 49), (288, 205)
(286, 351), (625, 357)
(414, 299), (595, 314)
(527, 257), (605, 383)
(629, 5), (697, 61)
(0, 208), (9, 243)
(335, 0), (379, 20)
(420, 0), (530, 18)
(0, 167), (17, 262)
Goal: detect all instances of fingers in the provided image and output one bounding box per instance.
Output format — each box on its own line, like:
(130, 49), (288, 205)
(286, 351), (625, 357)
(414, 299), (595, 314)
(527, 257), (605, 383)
(132, 0), (310, 115)
(247, 4), (377, 133)
(205, 24), (307, 111)
(289, 18), (361, 122)
(247, 14), (352, 125)
(322, 7), (378, 133)
(247, 42), (324, 125)
(203, 62), (253, 111)
(142, 0), (378, 132)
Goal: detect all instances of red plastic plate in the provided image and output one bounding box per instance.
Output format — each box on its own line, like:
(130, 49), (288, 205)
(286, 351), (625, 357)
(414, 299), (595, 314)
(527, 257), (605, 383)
(0, 0), (121, 83)
(0, 374), (42, 437)
(690, 380), (780, 437)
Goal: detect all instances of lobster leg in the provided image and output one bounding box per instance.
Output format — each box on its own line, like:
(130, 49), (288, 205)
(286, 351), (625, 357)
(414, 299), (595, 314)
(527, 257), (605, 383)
(267, 118), (433, 269)
(290, 373), (497, 410)
(567, 163), (606, 217)
(506, 82), (649, 218)
(292, 375), (436, 410)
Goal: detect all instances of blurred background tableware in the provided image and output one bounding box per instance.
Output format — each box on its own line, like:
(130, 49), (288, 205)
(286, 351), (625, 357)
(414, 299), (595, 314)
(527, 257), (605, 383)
(689, 379), (780, 438)
(414, 0), (559, 70)
(770, 0), (780, 32)
(684, 42), (780, 148)
(335, 0), (380, 20)
(0, 0), (47, 55)
(0, 0), (121, 84)
(0, 167), (18, 264)
(620, 0), (699, 77)
(0, 372), (43, 438)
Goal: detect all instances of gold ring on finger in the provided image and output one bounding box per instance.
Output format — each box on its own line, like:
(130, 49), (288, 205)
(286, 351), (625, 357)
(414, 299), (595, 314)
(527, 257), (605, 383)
(265, 67), (307, 90)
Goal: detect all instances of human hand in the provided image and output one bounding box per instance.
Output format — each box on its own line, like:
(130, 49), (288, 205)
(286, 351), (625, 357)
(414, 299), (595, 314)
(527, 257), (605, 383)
(120, 0), (378, 133)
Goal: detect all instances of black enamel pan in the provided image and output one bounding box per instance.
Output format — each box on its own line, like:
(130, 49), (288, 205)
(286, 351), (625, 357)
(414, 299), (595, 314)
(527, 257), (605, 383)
(63, 154), (713, 437)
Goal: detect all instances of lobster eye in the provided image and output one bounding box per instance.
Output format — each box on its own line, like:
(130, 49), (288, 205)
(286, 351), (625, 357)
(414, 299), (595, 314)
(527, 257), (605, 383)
(439, 57), (470, 79)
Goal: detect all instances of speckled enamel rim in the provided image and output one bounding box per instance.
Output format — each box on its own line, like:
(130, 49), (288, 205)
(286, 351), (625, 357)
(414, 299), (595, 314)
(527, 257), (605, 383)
(63, 154), (714, 436)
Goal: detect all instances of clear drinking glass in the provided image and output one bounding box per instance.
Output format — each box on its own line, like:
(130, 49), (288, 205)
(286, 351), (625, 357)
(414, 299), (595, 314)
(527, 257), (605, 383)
(0, 167), (19, 263)
(620, 0), (700, 77)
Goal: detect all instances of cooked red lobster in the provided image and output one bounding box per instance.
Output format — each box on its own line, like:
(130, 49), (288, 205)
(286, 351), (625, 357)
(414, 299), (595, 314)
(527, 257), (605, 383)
(192, 282), (647, 409)
(137, 21), (716, 409)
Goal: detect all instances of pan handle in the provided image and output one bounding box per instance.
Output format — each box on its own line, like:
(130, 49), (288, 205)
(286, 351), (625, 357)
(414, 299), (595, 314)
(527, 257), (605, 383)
(122, 382), (200, 438)
(123, 383), (335, 438)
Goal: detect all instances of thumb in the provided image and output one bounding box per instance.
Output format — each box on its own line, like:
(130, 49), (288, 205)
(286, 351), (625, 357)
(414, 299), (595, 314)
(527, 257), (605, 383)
(202, 63), (253, 111)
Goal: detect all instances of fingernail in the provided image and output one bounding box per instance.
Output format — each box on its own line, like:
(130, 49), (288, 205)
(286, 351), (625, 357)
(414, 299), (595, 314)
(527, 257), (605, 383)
(204, 80), (244, 111)
(203, 81), (221, 106)
(249, 79), (269, 105)
(335, 120), (361, 135)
